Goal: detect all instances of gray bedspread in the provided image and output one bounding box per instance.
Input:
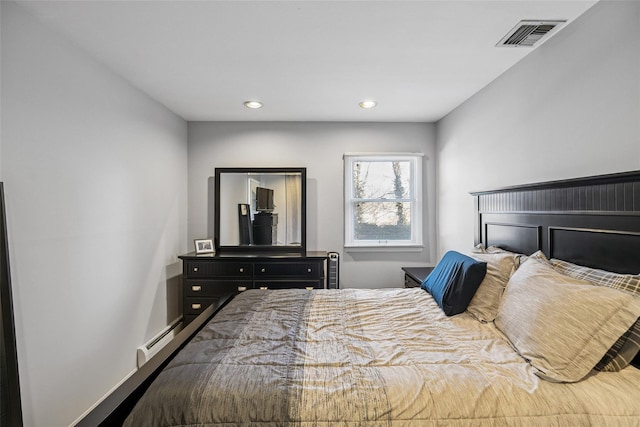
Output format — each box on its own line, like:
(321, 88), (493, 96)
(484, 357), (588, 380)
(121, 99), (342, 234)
(124, 288), (640, 426)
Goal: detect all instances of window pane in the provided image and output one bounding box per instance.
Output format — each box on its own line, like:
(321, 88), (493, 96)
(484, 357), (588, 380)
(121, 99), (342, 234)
(353, 201), (411, 240)
(344, 153), (422, 248)
(352, 160), (411, 200)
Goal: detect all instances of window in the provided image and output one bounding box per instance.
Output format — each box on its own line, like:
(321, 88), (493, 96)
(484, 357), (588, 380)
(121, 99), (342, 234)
(344, 153), (423, 249)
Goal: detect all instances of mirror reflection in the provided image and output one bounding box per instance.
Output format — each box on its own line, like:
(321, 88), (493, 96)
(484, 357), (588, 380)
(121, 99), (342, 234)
(215, 168), (305, 250)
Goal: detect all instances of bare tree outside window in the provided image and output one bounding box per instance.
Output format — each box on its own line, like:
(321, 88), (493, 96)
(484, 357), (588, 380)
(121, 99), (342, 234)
(351, 160), (411, 241)
(393, 161), (406, 226)
(345, 153), (422, 248)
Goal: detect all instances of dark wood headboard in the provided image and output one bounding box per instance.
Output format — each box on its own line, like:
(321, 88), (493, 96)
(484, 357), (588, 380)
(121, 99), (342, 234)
(470, 170), (640, 275)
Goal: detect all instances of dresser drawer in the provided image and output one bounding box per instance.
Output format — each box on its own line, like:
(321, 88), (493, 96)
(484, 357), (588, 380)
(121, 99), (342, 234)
(254, 280), (324, 290)
(184, 280), (247, 297)
(183, 292), (236, 323)
(254, 261), (323, 279)
(182, 293), (236, 326)
(183, 297), (223, 315)
(184, 261), (252, 278)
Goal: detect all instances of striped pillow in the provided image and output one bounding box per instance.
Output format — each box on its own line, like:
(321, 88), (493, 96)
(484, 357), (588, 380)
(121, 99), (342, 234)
(550, 258), (640, 294)
(550, 258), (640, 371)
(496, 257), (640, 382)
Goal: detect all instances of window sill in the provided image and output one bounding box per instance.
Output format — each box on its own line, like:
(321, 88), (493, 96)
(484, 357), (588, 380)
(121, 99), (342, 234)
(344, 245), (424, 253)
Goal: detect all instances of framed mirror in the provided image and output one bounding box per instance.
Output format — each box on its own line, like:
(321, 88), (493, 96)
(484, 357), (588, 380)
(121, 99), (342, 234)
(214, 167), (306, 252)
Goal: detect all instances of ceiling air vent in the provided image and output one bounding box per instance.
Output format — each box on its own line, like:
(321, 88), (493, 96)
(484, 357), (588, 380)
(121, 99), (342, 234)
(497, 20), (566, 47)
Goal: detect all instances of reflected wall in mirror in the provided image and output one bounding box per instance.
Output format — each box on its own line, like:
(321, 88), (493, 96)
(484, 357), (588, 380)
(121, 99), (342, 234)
(214, 168), (306, 252)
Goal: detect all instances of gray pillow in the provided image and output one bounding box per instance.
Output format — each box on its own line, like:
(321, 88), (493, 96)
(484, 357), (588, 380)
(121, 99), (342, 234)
(466, 252), (517, 322)
(550, 258), (640, 371)
(495, 257), (640, 383)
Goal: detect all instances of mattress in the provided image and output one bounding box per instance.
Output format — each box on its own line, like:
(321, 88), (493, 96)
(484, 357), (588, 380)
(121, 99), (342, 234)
(125, 288), (640, 426)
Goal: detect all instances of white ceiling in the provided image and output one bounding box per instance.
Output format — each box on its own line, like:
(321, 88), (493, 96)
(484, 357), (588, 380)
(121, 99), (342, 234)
(13, 0), (598, 122)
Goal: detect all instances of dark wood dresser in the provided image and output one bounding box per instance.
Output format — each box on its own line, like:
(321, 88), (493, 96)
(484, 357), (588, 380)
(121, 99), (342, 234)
(179, 251), (328, 325)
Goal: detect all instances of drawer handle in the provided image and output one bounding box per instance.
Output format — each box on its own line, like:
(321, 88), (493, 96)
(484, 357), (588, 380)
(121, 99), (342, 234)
(239, 267), (244, 273)
(307, 268), (312, 273)
(261, 268), (266, 273)
(193, 267), (199, 272)
(191, 303), (202, 310)
(259, 286), (268, 290)
(191, 285), (202, 292)
(238, 286), (247, 292)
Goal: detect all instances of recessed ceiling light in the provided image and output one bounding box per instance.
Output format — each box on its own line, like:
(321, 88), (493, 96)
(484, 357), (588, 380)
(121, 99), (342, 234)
(359, 100), (377, 109)
(244, 100), (263, 109)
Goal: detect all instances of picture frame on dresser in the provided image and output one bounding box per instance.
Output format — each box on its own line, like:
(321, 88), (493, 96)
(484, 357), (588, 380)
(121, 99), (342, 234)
(194, 238), (214, 254)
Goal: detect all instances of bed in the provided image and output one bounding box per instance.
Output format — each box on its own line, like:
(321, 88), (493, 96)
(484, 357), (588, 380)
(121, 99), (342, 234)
(124, 284), (640, 426)
(83, 171), (640, 426)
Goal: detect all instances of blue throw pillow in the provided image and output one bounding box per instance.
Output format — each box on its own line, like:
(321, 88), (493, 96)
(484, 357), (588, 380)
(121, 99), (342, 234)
(421, 251), (487, 316)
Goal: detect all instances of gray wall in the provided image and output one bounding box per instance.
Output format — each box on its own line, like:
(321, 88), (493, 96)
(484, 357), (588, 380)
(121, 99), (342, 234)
(1, 3), (188, 426)
(436, 0), (640, 255)
(188, 122), (437, 288)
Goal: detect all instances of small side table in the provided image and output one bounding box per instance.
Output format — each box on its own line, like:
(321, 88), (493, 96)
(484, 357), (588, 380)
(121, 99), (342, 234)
(401, 266), (434, 288)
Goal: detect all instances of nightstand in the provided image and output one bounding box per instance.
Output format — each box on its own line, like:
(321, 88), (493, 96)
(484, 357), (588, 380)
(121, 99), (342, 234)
(401, 266), (434, 288)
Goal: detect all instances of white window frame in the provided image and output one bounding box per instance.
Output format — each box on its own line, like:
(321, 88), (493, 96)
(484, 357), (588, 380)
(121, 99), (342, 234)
(343, 153), (423, 250)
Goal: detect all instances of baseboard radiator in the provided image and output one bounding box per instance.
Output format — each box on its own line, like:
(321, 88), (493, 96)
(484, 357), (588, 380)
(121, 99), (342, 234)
(136, 317), (183, 368)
